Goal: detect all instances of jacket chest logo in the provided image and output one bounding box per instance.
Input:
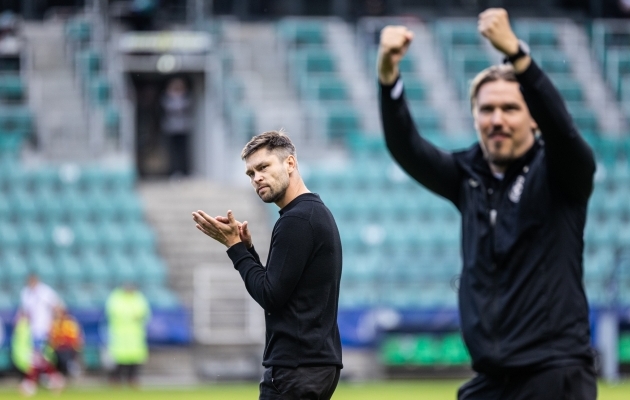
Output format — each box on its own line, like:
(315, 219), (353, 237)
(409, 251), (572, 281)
(509, 175), (526, 203)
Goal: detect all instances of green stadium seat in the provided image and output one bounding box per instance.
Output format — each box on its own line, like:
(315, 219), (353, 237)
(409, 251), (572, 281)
(70, 220), (100, 250)
(114, 192), (143, 221)
(550, 76), (583, 102)
(326, 106), (361, 139)
(0, 106), (33, 132)
(531, 50), (571, 74)
(107, 251), (138, 285)
(123, 221), (155, 251)
(0, 347), (12, 371)
(75, 50), (101, 79)
(620, 333), (630, 363)
(0, 290), (16, 311)
(404, 79), (428, 102)
(293, 49), (336, 73)
(104, 105), (120, 138)
(411, 107), (441, 131)
(81, 345), (101, 370)
(0, 75), (24, 102)
(64, 286), (100, 310)
(1, 250), (28, 286)
(80, 249), (111, 285)
(55, 252), (85, 285)
(65, 19), (91, 45)
(19, 220), (50, 249)
(303, 76), (348, 101)
(88, 76), (111, 105)
(278, 20), (326, 47)
(143, 285), (180, 309)
(438, 334), (470, 365)
(0, 221), (19, 248)
(133, 250), (167, 285)
(27, 250), (58, 287)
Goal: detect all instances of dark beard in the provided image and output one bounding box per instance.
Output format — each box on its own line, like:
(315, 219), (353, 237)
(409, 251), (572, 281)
(260, 185), (288, 204)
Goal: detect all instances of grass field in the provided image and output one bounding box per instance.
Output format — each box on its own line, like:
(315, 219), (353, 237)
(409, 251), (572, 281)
(0, 380), (629, 399)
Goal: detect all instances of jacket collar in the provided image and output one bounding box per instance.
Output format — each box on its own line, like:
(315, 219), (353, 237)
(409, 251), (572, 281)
(279, 192), (321, 215)
(454, 139), (542, 182)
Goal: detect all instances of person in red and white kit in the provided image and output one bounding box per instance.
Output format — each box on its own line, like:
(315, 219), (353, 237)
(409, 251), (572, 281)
(18, 274), (66, 394)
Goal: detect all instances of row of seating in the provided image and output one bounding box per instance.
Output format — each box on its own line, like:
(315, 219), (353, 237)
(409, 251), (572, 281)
(65, 17), (120, 141)
(280, 20), (365, 141)
(381, 333), (471, 366)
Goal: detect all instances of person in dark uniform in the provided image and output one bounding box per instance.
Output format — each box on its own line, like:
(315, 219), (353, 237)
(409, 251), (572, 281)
(192, 130), (343, 400)
(378, 8), (597, 400)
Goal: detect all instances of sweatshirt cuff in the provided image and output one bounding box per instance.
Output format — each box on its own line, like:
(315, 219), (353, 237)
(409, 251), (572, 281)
(227, 242), (253, 269)
(515, 59), (543, 87)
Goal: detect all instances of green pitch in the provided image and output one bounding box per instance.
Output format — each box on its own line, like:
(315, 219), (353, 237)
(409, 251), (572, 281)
(0, 380), (628, 399)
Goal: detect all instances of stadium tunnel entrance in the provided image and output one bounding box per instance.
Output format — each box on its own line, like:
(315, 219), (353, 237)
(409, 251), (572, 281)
(117, 31), (222, 180)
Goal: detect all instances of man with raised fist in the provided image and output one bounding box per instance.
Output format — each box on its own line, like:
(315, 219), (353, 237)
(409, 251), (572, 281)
(379, 8), (597, 400)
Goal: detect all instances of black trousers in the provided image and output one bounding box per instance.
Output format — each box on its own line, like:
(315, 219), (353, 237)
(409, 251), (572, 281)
(458, 364), (597, 400)
(260, 365), (341, 400)
(167, 134), (190, 176)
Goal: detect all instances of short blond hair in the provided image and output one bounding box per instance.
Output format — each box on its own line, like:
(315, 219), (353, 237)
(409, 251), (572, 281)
(241, 130), (297, 160)
(469, 64), (518, 110)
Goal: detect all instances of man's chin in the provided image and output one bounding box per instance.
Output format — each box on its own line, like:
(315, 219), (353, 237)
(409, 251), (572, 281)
(487, 152), (514, 167)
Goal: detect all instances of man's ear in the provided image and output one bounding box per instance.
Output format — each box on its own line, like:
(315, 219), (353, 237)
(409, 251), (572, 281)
(286, 155), (297, 173)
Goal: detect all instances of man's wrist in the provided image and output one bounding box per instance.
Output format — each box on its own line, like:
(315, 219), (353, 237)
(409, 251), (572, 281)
(226, 238), (243, 249)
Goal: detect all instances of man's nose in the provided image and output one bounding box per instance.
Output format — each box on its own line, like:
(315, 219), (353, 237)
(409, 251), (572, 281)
(491, 109), (504, 126)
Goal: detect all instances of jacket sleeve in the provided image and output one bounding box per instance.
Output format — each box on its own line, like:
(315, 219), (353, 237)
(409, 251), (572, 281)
(247, 245), (262, 264)
(380, 77), (461, 203)
(227, 216), (313, 312)
(517, 60), (596, 203)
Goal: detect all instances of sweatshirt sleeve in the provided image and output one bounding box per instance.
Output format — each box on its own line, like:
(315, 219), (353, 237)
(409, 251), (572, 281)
(517, 60), (596, 203)
(380, 77), (461, 204)
(227, 216), (313, 312)
(247, 245), (261, 264)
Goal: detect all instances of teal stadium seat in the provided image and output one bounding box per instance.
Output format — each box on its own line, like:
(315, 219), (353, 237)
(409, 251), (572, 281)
(107, 251), (138, 285)
(124, 221), (156, 251)
(531, 49), (570, 74)
(54, 252), (85, 286)
(0, 221), (19, 248)
(143, 285), (180, 309)
(304, 76), (348, 101)
(1, 250), (28, 286)
(294, 49), (336, 74)
(65, 19), (91, 46)
(64, 286), (100, 310)
(75, 50), (100, 79)
(0, 290), (16, 311)
(88, 76), (111, 106)
(326, 106), (361, 140)
(278, 20), (326, 47)
(27, 250), (58, 287)
(404, 79), (428, 102)
(133, 250), (166, 285)
(0, 75), (24, 102)
(80, 249), (111, 285)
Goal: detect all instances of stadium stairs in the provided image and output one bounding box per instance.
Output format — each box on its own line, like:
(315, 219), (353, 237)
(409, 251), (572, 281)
(22, 20), (91, 161)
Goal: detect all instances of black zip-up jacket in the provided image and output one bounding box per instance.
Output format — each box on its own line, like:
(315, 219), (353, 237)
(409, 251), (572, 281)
(227, 193), (343, 368)
(380, 60), (596, 376)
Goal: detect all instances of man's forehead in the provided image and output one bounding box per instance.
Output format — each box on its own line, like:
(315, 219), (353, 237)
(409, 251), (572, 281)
(477, 80), (523, 103)
(245, 148), (275, 169)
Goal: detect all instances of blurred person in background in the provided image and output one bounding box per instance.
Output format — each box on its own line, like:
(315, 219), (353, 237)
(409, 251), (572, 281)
(161, 76), (193, 178)
(16, 274), (66, 395)
(105, 283), (151, 388)
(192, 131), (343, 400)
(48, 306), (83, 378)
(378, 8), (596, 400)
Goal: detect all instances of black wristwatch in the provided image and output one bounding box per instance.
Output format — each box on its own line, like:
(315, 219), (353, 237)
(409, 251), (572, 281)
(503, 40), (530, 64)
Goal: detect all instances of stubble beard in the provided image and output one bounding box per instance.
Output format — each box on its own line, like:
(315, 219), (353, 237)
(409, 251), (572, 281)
(258, 177), (289, 204)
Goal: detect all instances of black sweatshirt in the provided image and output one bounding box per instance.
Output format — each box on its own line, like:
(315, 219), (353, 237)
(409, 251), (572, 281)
(227, 193), (343, 368)
(380, 60), (596, 376)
